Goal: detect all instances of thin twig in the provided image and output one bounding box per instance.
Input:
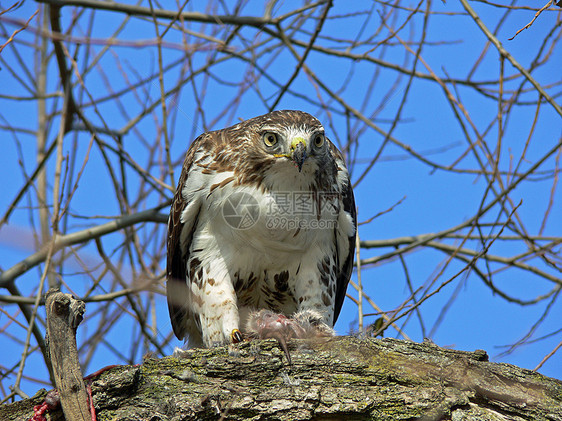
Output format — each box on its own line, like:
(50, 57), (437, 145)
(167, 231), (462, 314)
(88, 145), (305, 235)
(508, 0), (555, 40)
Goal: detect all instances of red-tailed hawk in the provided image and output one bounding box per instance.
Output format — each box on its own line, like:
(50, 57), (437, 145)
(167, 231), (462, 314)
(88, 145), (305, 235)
(166, 110), (356, 347)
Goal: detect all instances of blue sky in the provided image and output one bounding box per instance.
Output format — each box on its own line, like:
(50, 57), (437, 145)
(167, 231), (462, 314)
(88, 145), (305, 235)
(0, 0), (561, 398)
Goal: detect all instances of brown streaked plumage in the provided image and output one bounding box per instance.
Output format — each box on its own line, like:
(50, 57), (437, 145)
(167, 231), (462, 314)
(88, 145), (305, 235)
(166, 110), (356, 347)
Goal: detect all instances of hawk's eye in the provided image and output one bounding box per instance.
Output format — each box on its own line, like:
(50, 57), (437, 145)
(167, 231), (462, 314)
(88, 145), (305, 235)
(313, 134), (325, 147)
(263, 132), (278, 147)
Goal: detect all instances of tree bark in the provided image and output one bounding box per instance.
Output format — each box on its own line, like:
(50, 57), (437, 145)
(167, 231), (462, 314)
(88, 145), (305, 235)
(45, 290), (91, 421)
(2, 337), (561, 420)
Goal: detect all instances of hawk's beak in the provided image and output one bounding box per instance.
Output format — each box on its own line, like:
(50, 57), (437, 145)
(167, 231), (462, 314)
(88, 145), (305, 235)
(290, 137), (307, 172)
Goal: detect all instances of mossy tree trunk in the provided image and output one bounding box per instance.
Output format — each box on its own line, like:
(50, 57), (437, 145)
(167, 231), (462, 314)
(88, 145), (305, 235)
(2, 337), (561, 420)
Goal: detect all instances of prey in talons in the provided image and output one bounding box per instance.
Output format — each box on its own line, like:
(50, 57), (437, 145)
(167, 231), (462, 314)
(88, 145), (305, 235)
(244, 309), (334, 364)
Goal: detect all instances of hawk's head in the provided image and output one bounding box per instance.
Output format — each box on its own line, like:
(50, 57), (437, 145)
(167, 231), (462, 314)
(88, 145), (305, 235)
(205, 110), (339, 190)
(255, 110), (328, 173)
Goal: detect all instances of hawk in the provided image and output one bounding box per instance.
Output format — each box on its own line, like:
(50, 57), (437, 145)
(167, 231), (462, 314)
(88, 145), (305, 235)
(166, 110), (356, 347)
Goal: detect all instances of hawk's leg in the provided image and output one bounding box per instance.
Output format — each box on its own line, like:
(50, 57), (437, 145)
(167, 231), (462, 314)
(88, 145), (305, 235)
(291, 309), (335, 337)
(197, 300), (240, 346)
(190, 267), (241, 346)
(184, 252), (243, 347)
(293, 253), (338, 326)
(295, 279), (334, 326)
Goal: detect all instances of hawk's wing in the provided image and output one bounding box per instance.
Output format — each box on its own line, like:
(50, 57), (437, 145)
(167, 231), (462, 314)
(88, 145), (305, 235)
(331, 144), (357, 325)
(166, 134), (206, 340)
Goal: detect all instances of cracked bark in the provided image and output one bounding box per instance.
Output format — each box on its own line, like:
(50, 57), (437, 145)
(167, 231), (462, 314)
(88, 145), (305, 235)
(2, 336), (561, 420)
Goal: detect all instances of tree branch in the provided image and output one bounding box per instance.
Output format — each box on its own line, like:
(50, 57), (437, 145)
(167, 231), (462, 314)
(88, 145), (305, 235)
(0, 207), (167, 287)
(2, 337), (561, 420)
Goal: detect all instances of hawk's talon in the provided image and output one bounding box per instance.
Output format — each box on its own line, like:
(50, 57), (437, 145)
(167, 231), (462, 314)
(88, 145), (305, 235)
(231, 329), (243, 343)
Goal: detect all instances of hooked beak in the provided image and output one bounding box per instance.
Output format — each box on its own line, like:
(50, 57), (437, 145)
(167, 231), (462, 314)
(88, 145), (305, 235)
(290, 137), (307, 172)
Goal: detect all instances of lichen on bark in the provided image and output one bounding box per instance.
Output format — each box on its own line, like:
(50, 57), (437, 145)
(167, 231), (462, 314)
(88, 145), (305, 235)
(2, 337), (561, 420)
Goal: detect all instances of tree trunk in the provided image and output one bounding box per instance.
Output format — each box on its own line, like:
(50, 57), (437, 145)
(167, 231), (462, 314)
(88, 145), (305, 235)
(2, 337), (561, 420)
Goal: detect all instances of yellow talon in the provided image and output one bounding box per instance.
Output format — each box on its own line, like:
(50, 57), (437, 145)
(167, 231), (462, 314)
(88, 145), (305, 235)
(231, 329), (243, 344)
